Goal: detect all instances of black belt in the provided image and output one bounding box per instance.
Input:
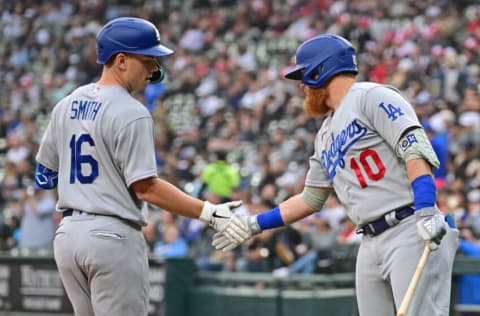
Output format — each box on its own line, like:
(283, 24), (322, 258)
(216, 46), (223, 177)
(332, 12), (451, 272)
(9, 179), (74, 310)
(357, 206), (414, 236)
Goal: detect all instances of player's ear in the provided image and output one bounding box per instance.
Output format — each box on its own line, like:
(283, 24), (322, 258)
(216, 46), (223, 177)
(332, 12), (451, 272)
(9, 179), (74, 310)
(115, 53), (128, 71)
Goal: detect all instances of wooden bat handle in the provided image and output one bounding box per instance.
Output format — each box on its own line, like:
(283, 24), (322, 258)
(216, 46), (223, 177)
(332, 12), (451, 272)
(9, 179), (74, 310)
(396, 245), (431, 316)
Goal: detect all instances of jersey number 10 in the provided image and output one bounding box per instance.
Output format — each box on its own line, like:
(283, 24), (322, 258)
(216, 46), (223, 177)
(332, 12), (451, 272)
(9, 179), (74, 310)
(349, 149), (385, 188)
(69, 134), (99, 184)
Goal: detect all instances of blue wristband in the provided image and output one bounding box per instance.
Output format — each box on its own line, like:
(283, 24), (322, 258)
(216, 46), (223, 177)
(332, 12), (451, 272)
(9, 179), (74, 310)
(412, 174), (436, 210)
(257, 206), (285, 230)
(35, 163), (59, 190)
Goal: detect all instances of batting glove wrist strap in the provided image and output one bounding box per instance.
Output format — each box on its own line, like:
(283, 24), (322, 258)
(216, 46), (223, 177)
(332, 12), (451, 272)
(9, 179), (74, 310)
(415, 206), (439, 218)
(248, 215), (262, 235)
(199, 201), (215, 223)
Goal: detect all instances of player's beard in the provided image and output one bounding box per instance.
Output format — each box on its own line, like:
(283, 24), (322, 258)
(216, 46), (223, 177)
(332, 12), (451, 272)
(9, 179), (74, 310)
(303, 86), (331, 117)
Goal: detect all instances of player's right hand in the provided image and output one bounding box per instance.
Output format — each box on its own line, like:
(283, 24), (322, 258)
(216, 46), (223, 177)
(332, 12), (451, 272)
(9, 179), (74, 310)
(415, 207), (448, 251)
(212, 215), (262, 251)
(199, 201), (250, 244)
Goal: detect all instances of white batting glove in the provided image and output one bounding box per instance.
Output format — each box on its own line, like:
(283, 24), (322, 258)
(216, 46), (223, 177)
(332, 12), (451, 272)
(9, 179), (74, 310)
(199, 201), (250, 244)
(416, 207), (448, 251)
(212, 215), (262, 251)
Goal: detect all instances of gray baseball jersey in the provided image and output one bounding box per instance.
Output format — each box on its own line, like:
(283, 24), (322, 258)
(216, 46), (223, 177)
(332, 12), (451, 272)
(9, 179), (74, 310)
(36, 83), (157, 226)
(306, 82), (421, 225)
(305, 82), (458, 315)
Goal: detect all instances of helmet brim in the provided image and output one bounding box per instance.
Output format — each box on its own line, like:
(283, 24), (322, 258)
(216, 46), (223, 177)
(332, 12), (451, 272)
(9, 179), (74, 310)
(135, 44), (175, 57)
(284, 64), (306, 80)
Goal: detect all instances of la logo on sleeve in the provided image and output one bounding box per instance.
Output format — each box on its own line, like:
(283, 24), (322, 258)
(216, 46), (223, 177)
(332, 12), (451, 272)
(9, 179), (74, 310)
(378, 102), (405, 121)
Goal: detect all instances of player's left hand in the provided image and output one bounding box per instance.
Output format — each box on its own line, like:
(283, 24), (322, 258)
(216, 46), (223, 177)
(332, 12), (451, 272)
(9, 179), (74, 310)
(199, 201), (250, 244)
(416, 207), (448, 251)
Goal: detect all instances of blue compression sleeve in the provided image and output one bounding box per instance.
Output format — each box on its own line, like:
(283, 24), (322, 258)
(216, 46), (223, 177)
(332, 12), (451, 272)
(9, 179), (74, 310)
(257, 206), (285, 230)
(412, 174), (436, 210)
(35, 163), (58, 189)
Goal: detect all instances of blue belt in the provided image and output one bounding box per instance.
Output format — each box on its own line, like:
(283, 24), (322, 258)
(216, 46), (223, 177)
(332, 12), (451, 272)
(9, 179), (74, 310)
(62, 209), (85, 217)
(357, 206), (414, 236)
(62, 209), (142, 231)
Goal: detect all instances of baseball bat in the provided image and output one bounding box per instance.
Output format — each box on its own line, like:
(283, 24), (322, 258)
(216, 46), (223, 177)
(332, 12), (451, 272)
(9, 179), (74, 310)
(396, 245), (431, 316)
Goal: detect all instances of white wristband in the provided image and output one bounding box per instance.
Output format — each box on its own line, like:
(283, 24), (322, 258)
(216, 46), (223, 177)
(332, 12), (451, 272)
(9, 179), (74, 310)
(199, 201), (214, 223)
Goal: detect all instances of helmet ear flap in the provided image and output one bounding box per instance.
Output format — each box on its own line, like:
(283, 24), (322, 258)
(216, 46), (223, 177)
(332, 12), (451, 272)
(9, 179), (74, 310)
(309, 65), (322, 81)
(149, 61), (165, 83)
(302, 64), (324, 87)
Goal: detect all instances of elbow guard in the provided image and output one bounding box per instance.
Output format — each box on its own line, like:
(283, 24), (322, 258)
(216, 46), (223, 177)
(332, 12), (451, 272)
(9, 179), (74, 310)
(35, 163), (58, 189)
(396, 128), (440, 169)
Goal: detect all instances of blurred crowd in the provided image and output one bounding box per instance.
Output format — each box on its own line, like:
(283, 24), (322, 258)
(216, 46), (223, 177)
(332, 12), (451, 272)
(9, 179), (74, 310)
(0, 0), (479, 296)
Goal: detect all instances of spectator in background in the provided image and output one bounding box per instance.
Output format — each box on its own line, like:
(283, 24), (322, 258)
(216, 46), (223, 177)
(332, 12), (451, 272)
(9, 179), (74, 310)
(319, 194), (347, 231)
(273, 216), (337, 276)
(337, 216), (362, 245)
(241, 237), (272, 273)
(142, 207), (161, 252)
(5, 132), (29, 166)
(463, 189), (480, 239)
(237, 230), (274, 273)
(0, 211), (20, 252)
(269, 225), (303, 271)
(18, 185), (56, 256)
(457, 227), (480, 310)
(144, 81), (167, 113)
(422, 114), (452, 187)
(200, 150), (240, 202)
(153, 224), (189, 259)
(0, 1), (478, 292)
(3, 132), (33, 201)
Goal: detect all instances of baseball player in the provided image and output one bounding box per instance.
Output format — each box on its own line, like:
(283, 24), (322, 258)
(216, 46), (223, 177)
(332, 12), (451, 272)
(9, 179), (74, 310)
(213, 34), (459, 315)
(35, 17), (249, 316)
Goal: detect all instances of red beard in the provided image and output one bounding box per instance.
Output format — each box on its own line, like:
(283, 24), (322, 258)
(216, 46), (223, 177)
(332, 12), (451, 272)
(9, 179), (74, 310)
(303, 86), (331, 117)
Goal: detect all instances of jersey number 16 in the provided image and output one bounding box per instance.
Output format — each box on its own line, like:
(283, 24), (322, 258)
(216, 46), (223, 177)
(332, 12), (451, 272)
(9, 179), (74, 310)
(69, 134), (99, 184)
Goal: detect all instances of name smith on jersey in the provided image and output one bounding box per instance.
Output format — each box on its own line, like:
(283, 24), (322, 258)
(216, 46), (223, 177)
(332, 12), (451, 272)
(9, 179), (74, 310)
(70, 100), (102, 121)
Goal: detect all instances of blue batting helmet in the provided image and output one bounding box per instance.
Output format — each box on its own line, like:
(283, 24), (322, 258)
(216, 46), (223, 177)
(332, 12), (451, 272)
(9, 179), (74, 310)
(96, 17), (174, 65)
(285, 34), (358, 88)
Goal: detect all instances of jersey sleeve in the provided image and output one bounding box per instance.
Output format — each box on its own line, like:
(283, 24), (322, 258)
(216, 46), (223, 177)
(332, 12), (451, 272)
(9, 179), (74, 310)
(305, 130), (332, 188)
(114, 117), (158, 187)
(36, 109), (59, 170)
(361, 85), (421, 149)
(305, 155), (331, 188)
